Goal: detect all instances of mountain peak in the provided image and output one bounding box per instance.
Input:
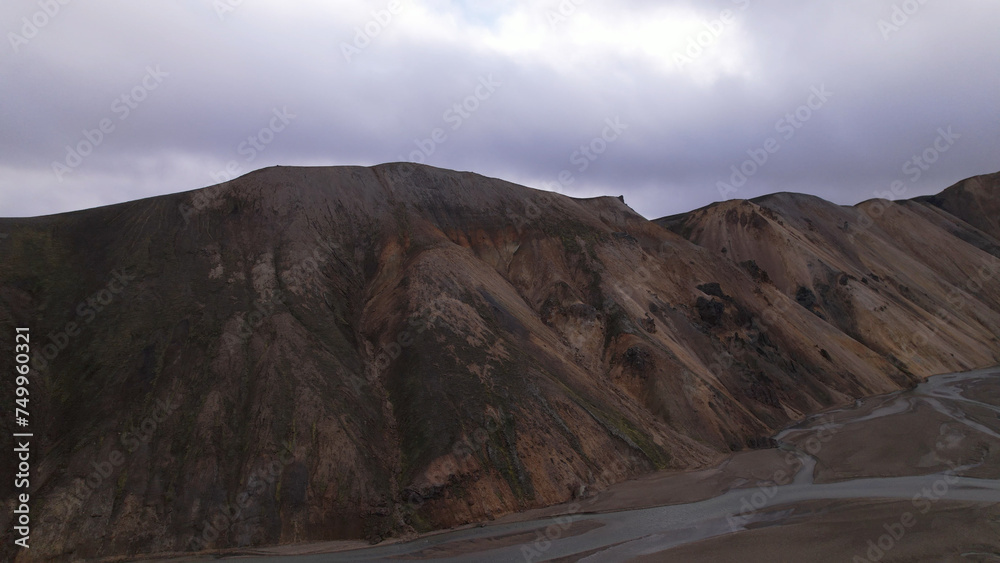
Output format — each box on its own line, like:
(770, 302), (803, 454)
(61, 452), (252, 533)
(2, 167), (999, 560)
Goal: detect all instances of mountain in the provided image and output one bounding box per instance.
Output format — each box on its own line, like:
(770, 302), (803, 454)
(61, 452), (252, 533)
(1, 164), (998, 561)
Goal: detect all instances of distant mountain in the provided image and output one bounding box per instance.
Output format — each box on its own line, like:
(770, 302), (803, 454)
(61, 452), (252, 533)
(1, 164), (998, 561)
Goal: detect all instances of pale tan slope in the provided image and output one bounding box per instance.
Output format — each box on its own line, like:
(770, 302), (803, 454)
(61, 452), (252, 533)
(914, 171), (1000, 240)
(659, 174), (1000, 379)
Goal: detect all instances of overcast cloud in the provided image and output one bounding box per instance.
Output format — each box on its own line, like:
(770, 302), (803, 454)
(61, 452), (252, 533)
(1, 0), (998, 219)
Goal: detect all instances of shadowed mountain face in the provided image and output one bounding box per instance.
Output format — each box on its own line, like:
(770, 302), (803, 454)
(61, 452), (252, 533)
(0, 164), (997, 561)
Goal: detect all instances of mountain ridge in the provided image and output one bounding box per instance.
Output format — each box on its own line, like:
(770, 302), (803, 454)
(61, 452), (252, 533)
(0, 163), (998, 561)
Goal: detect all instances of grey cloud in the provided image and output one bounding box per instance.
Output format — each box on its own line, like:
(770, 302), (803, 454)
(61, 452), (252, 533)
(1, 0), (997, 220)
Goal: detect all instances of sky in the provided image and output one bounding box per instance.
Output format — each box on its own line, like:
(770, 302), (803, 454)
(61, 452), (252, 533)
(1, 0), (998, 220)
